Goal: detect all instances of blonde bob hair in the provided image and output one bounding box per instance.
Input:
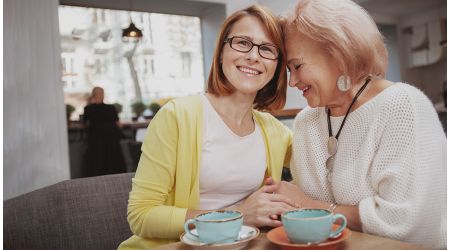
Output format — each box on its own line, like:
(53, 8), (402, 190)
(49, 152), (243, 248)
(207, 5), (287, 111)
(278, 0), (388, 83)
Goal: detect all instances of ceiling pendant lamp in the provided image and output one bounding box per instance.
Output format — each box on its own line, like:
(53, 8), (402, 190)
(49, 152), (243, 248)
(123, 0), (143, 40)
(122, 21), (143, 39)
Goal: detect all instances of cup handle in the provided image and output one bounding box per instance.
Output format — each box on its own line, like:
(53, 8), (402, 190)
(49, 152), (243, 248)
(330, 214), (347, 238)
(184, 219), (200, 241)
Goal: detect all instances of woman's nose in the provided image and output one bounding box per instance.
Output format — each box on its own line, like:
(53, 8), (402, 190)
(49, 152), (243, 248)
(288, 74), (297, 87)
(244, 46), (260, 62)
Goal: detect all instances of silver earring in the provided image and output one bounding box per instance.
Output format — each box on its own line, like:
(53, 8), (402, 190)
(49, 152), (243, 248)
(337, 75), (351, 91)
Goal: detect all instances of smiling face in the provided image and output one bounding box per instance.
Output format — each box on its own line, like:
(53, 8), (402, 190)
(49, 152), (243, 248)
(220, 16), (278, 96)
(285, 31), (342, 108)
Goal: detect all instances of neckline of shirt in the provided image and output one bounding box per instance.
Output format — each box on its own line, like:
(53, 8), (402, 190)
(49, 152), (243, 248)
(201, 94), (257, 139)
(327, 82), (400, 120)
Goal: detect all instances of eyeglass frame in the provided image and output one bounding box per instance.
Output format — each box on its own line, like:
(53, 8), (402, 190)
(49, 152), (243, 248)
(223, 36), (281, 60)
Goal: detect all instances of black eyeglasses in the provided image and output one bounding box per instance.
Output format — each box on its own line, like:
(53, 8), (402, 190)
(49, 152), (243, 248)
(223, 36), (281, 60)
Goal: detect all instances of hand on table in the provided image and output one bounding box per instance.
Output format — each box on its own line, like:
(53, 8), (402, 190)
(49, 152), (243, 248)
(236, 182), (299, 227)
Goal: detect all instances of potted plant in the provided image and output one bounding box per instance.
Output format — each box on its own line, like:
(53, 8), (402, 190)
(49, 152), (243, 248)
(66, 104), (75, 120)
(112, 103), (123, 114)
(131, 101), (147, 121)
(149, 102), (161, 116)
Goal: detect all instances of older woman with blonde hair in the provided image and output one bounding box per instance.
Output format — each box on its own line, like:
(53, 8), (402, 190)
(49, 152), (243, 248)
(266, 0), (446, 249)
(118, 5), (298, 250)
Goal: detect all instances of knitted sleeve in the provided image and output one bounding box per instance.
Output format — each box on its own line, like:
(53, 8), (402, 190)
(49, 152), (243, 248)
(358, 86), (447, 248)
(126, 101), (188, 239)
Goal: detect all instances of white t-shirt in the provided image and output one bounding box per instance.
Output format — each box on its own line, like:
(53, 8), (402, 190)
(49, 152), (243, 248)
(199, 94), (267, 210)
(290, 83), (446, 249)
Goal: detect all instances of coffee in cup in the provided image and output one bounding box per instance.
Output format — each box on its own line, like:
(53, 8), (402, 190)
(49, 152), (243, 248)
(281, 209), (347, 244)
(184, 210), (243, 244)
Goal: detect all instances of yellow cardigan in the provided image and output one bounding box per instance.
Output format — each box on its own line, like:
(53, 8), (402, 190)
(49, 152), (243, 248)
(118, 94), (292, 250)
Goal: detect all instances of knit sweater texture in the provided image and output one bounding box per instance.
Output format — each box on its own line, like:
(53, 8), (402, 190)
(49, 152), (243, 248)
(118, 94), (292, 250)
(290, 83), (446, 249)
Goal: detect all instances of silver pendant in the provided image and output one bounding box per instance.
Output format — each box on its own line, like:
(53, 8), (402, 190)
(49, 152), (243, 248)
(327, 136), (338, 155)
(326, 155), (335, 170)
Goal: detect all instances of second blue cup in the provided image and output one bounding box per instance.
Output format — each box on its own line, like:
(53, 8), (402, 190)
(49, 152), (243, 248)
(281, 208), (347, 244)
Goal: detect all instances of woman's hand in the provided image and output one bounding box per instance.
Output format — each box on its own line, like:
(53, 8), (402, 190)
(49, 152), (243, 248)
(235, 183), (299, 227)
(265, 177), (314, 208)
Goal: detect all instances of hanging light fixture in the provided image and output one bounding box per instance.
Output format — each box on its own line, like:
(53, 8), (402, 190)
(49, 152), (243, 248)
(122, 21), (143, 38)
(122, 0), (143, 40)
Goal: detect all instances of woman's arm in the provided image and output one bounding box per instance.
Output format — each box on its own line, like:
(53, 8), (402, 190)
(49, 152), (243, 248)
(127, 102), (186, 239)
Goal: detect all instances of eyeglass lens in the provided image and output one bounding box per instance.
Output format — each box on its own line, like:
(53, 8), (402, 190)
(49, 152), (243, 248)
(230, 37), (279, 59)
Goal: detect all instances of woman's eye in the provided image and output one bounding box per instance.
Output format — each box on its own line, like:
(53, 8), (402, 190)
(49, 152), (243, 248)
(287, 65), (301, 73)
(238, 41), (250, 46)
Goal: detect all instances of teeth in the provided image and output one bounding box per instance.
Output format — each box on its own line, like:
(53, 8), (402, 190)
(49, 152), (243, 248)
(239, 67), (260, 75)
(302, 86), (311, 92)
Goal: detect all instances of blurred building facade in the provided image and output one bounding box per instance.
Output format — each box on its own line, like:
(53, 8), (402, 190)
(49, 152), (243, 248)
(59, 6), (205, 118)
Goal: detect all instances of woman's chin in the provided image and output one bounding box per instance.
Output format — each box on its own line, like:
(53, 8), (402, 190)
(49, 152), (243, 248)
(306, 101), (318, 108)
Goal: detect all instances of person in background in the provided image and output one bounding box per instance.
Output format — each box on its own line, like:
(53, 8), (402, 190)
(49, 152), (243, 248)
(84, 87), (126, 177)
(119, 5), (296, 250)
(265, 0), (446, 249)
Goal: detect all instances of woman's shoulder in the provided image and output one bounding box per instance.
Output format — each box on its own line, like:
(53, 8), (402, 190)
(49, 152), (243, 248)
(162, 94), (202, 114)
(294, 106), (321, 124)
(168, 94), (201, 106)
(253, 109), (284, 126)
(376, 82), (435, 111)
(253, 110), (292, 135)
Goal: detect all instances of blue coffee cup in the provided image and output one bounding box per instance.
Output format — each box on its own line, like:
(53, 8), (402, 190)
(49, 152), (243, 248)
(184, 210), (243, 244)
(281, 209), (347, 244)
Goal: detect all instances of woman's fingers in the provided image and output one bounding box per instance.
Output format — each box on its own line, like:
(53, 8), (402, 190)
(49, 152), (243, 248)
(265, 176), (276, 186)
(261, 183), (278, 194)
(268, 194), (299, 208)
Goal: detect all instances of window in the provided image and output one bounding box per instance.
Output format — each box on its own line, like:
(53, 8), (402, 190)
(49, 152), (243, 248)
(58, 6), (205, 119)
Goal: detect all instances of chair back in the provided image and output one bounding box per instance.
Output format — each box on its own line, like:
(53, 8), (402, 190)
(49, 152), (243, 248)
(3, 173), (135, 250)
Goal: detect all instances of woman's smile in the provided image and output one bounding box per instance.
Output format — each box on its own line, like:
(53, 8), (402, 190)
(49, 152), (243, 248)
(298, 84), (311, 97)
(237, 66), (262, 76)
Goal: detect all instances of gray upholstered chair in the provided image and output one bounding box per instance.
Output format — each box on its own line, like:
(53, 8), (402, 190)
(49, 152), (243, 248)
(3, 173), (135, 250)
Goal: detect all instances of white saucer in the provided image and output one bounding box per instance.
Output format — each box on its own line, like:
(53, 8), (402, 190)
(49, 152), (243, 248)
(180, 225), (259, 250)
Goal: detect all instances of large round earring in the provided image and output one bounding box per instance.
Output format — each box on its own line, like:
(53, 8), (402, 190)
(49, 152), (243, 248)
(337, 75), (351, 91)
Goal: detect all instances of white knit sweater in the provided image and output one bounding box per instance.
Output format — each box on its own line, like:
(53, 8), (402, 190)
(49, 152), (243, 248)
(290, 83), (447, 249)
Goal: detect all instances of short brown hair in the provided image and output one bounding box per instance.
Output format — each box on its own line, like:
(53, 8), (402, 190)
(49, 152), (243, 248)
(278, 0), (388, 84)
(206, 5), (287, 111)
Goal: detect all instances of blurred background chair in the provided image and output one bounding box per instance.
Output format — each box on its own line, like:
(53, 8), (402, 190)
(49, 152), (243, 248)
(3, 173), (135, 250)
(120, 140), (143, 172)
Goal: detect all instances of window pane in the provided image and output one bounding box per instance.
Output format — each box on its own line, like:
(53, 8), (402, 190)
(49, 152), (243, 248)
(59, 6), (205, 119)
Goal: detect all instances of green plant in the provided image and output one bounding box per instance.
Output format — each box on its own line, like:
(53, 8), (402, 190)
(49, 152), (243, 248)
(131, 101), (147, 116)
(66, 104), (75, 119)
(112, 103), (123, 114)
(149, 102), (161, 114)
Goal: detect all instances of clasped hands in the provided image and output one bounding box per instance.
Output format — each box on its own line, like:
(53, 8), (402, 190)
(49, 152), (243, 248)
(235, 177), (314, 227)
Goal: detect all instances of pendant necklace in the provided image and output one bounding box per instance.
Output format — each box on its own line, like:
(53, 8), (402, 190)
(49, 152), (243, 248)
(326, 78), (371, 182)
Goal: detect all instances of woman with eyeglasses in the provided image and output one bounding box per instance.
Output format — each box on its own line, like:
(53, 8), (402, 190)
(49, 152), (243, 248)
(118, 5), (297, 249)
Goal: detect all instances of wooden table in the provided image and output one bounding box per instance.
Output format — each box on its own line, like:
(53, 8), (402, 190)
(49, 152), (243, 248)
(150, 228), (431, 250)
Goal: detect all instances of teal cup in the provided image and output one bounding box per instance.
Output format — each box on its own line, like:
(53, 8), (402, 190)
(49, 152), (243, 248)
(184, 210), (243, 244)
(281, 209), (347, 244)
